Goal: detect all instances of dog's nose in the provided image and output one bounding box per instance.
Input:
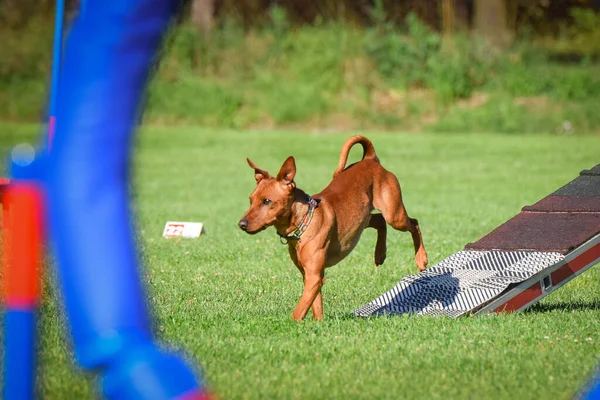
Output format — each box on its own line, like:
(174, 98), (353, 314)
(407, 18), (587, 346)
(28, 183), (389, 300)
(238, 218), (248, 231)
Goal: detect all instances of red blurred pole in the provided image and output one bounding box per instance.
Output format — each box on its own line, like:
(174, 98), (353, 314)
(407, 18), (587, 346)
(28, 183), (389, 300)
(2, 182), (44, 309)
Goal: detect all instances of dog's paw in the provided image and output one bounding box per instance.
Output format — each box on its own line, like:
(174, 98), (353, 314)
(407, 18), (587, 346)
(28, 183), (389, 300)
(374, 242), (387, 266)
(416, 251), (428, 271)
(291, 309), (305, 322)
(374, 251), (386, 266)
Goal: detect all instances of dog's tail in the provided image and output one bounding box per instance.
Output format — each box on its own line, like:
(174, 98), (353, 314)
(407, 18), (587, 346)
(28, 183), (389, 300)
(333, 135), (378, 177)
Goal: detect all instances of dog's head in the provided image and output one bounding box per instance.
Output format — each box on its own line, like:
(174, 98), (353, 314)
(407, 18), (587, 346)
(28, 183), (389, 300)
(238, 156), (297, 234)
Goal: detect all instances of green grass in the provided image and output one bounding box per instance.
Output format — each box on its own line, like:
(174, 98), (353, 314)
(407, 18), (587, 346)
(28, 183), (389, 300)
(1, 124), (600, 399)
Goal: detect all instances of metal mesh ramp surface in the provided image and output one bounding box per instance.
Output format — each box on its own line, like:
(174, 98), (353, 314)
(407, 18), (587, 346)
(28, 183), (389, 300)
(354, 250), (564, 317)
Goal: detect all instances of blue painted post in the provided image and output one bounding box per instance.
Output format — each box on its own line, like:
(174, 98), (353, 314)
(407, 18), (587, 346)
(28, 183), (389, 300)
(46, 0), (209, 398)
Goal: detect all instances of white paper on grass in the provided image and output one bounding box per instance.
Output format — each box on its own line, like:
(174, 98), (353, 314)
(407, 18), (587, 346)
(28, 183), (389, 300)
(162, 221), (204, 238)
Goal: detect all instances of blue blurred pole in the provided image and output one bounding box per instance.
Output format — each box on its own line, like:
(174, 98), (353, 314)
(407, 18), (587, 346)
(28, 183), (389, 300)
(47, 0), (208, 398)
(583, 374), (600, 399)
(3, 311), (36, 400)
(48, 0), (65, 149)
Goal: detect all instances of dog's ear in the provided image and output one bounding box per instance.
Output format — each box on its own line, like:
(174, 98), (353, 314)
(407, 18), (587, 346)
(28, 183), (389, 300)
(247, 158), (271, 183)
(276, 156), (296, 187)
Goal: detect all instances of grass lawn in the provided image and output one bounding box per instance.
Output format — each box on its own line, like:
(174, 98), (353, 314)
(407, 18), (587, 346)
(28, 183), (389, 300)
(1, 124), (600, 399)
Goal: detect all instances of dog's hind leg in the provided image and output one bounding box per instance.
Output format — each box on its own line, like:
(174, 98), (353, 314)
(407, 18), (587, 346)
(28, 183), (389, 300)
(368, 213), (387, 267)
(373, 174), (428, 271)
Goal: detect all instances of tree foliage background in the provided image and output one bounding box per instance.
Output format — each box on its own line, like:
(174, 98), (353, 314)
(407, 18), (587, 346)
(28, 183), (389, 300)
(1, 0), (599, 133)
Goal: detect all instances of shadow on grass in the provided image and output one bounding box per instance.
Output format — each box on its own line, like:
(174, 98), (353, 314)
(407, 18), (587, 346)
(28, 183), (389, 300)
(525, 300), (600, 314)
(344, 272), (461, 319)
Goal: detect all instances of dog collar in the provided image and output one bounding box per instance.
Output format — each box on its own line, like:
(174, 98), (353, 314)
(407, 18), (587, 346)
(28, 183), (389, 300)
(279, 195), (319, 244)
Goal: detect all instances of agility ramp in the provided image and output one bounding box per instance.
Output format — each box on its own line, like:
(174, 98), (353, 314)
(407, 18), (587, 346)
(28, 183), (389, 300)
(354, 164), (600, 317)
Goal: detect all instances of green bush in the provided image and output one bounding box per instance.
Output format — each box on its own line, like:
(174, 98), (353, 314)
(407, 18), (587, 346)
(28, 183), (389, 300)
(1, 8), (599, 133)
(565, 8), (600, 57)
(364, 12), (499, 105)
(253, 80), (327, 124)
(426, 35), (496, 104)
(0, 15), (53, 81)
(430, 95), (559, 134)
(145, 76), (243, 127)
(365, 12), (440, 87)
(0, 78), (47, 121)
(430, 94), (600, 135)
(493, 63), (600, 101)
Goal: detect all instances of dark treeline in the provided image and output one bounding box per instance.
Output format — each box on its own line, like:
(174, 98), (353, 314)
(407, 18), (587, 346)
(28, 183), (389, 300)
(2, 0), (600, 37)
(212, 0), (600, 33)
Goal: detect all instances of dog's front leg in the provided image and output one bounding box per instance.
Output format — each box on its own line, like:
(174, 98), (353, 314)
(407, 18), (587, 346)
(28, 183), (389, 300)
(309, 274), (326, 321)
(289, 247), (320, 320)
(292, 246), (326, 322)
(291, 254), (326, 321)
(292, 270), (324, 321)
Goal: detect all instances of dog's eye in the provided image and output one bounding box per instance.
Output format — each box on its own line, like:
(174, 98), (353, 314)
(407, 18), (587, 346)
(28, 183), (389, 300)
(262, 198), (272, 206)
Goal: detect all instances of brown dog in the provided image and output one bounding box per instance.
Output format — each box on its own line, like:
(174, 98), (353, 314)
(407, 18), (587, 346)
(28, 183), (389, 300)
(238, 135), (428, 321)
